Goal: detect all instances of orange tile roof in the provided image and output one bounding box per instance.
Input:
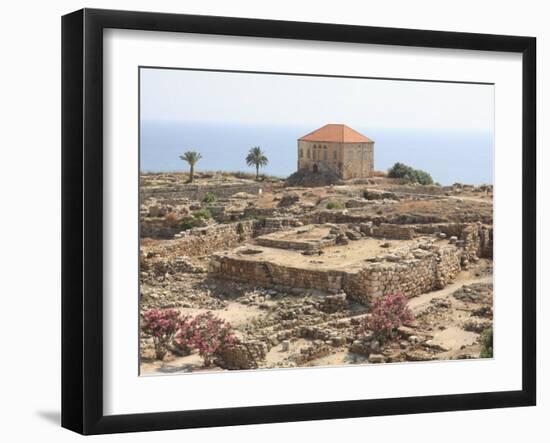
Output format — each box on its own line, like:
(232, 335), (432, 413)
(299, 124), (373, 143)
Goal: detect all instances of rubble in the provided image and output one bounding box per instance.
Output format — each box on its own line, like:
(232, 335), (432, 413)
(139, 172), (494, 374)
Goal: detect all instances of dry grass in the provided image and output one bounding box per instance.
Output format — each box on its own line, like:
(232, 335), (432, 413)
(371, 170), (388, 177)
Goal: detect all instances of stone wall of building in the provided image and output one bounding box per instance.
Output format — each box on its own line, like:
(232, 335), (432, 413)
(297, 140), (342, 175)
(297, 140), (374, 180)
(341, 142), (374, 179)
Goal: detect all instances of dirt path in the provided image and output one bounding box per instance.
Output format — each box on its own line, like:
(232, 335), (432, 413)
(408, 274), (493, 313)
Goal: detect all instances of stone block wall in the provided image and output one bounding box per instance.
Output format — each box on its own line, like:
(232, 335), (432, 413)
(142, 182), (262, 202)
(142, 217), (304, 257)
(306, 211), (449, 226)
(370, 223), (417, 240)
(266, 264), (345, 292)
(209, 254), (348, 293)
(252, 217), (302, 237)
(170, 221), (256, 256)
(434, 245), (463, 288)
(479, 226), (493, 258)
(344, 244), (462, 304)
(459, 223), (493, 260)
(243, 207), (278, 219)
(414, 222), (493, 259)
(140, 219), (182, 239)
(387, 184), (452, 196)
(255, 237), (336, 251)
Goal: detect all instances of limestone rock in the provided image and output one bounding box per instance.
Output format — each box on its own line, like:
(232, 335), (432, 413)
(368, 354), (386, 363)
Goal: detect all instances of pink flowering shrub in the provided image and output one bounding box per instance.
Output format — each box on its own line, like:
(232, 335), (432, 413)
(142, 309), (239, 366)
(141, 309), (180, 360)
(181, 312), (239, 367)
(172, 314), (194, 356)
(365, 292), (414, 343)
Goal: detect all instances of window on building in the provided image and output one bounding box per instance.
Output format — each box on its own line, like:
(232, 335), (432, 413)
(333, 150), (337, 160)
(300, 148), (303, 158)
(307, 149), (310, 159)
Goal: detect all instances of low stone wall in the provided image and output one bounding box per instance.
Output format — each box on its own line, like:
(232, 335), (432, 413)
(142, 182), (262, 202)
(209, 256), (348, 293)
(140, 219), (182, 239)
(387, 184), (452, 196)
(414, 222), (493, 259)
(252, 217), (302, 237)
(256, 236), (336, 251)
(370, 223), (416, 240)
(306, 211), (449, 226)
(169, 221), (256, 256)
(363, 190), (401, 200)
(344, 244), (462, 304)
(142, 217), (303, 257)
(243, 207), (278, 219)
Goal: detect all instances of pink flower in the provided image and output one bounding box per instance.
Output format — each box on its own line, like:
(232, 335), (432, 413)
(361, 292), (414, 343)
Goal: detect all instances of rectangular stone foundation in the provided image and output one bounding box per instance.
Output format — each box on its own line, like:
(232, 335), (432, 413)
(255, 225), (336, 251)
(209, 235), (465, 305)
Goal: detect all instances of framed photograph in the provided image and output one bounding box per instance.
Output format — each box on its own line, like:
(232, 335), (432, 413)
(62, 8), (536, 435)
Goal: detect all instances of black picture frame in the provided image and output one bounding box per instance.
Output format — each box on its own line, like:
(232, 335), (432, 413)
(61, 8), (536, 435)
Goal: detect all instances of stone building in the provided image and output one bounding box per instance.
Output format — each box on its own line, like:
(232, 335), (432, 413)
(297, 124), (374, 179)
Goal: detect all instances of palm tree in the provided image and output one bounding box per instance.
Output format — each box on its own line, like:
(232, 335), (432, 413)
(179, 151), (202, 183)
(245, 146), (269, 180)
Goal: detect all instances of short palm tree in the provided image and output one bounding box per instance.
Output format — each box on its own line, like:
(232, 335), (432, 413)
(245, 146), (269, 180)
(179, 151), (202, 183)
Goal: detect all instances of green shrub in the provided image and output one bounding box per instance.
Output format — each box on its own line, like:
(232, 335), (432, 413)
(179, 217), (200, 231)
(237, 222), (245, 234)
(388, 162), (434, 185)
(236, 222), (246, 242)
(387, 162), (411, 178)
(193, 208), (212, 220)
(202, 192), (217, 203)
(326, 200), (345, 210)
(480, 327), (493, 358)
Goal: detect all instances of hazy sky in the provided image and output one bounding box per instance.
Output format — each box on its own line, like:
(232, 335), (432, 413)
(140, 68), (494, 132)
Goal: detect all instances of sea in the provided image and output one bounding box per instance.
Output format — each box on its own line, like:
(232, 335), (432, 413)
(140, 121), (494, 186)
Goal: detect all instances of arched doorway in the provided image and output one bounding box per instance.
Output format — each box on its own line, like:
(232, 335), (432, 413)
(312, 164), (319, 173)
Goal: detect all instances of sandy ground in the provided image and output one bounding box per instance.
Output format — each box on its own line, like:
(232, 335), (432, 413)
(231, 237), (419, 272)
(177, 302), (266, 327)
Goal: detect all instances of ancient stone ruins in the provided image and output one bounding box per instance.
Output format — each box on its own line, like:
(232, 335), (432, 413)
(139, 170), (494, 374)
